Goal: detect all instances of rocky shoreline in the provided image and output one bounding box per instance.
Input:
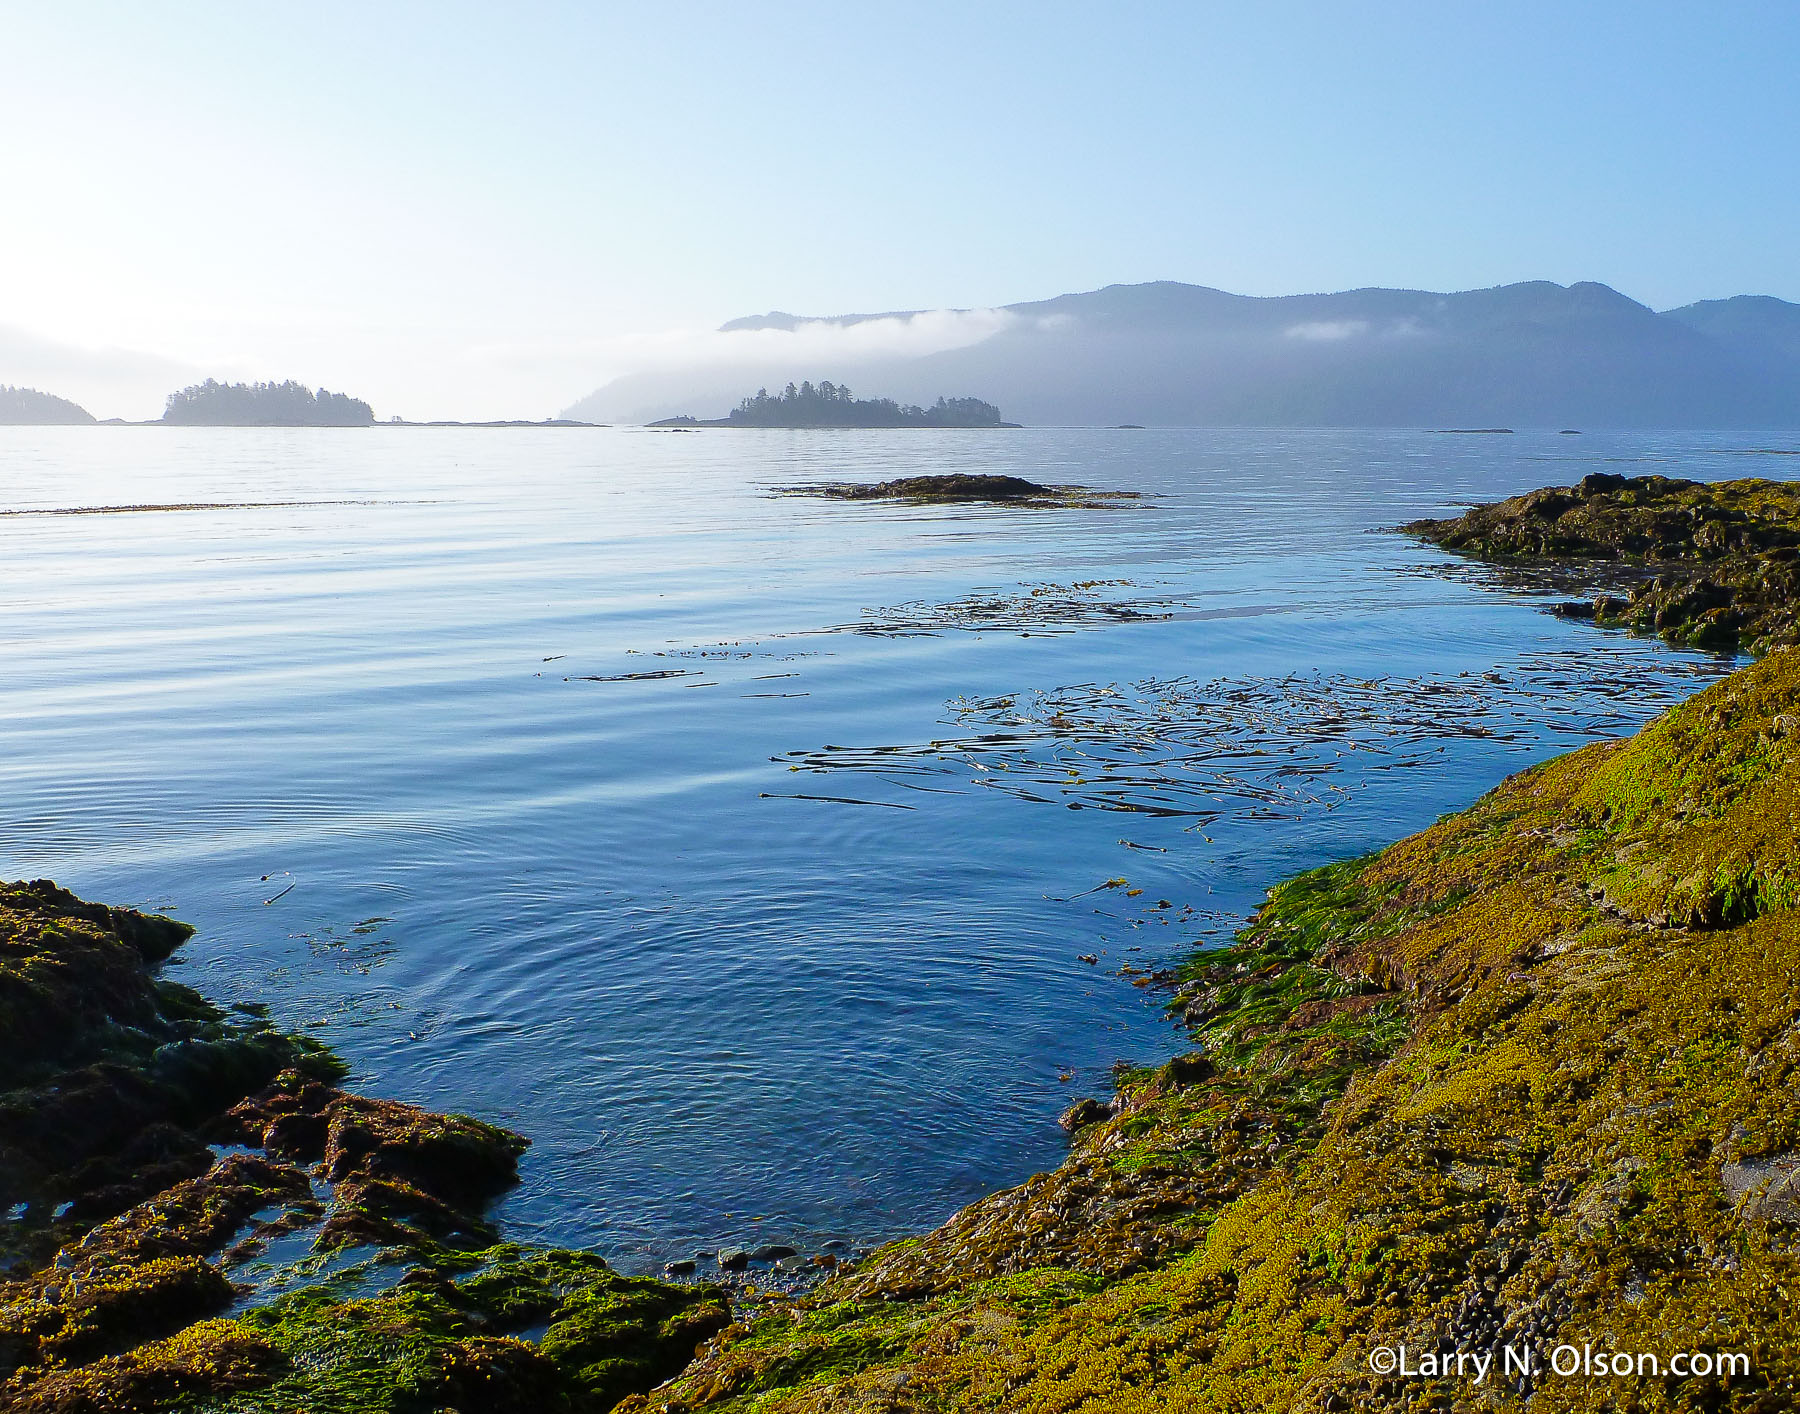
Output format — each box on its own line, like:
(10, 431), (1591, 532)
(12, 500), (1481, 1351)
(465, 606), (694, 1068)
(8, 472), (1800, 1410)
(1406, 472), (1800, 654)
(612, 475), (1800, 1411)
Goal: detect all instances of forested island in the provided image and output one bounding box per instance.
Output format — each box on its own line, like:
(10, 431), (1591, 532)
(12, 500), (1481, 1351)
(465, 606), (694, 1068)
(652, 381), (1016, 428)
(162, 380), (374, 426)
(0, 385), (95, 425)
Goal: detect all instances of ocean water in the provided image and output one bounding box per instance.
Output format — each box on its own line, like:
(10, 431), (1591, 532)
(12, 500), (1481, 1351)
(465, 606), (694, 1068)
(0, 425), (1769, 1270)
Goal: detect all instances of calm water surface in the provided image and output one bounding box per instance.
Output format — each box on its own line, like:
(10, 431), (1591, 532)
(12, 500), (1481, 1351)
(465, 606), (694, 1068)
(0, 425), (1773, 1269)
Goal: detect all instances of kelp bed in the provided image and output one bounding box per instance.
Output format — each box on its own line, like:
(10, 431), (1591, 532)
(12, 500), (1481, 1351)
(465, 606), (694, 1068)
(565, 581), (1190, 658)
(775, 649), (1732, 825)
(821, 580), (1179, 638)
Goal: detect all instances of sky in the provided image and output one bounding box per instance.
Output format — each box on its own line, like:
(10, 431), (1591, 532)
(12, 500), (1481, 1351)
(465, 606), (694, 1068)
(2, 1), (1797, 420)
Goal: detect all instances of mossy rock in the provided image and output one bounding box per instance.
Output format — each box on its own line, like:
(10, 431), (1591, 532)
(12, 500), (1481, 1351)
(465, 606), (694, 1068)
(0, 1318), (287, 1414)
(1, 1252), (728, 1413)
(228, 1285), (568, 1414)
(539, 1273), (730, 1409)
(1405, 474), (1800, 653)
(0, 885), (724, 1414)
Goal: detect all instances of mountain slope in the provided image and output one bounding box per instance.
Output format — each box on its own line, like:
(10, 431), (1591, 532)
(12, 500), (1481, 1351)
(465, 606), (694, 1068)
(566, 281), (1800, 428)
(1663, 294), (1800, 366)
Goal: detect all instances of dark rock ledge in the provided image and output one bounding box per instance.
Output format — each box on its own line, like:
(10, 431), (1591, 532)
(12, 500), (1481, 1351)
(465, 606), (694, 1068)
(0, 879), (726, 1413)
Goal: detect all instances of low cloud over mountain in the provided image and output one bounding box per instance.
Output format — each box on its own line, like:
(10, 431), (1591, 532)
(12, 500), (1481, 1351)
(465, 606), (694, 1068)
(565, 281), (1800, 428)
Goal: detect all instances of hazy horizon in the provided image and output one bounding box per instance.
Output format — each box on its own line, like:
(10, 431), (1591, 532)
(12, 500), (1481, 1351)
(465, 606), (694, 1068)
(3, 3), (1797, 420)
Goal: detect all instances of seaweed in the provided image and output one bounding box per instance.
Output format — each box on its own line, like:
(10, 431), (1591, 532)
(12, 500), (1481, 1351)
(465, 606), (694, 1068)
(774, 649), (1730, 822)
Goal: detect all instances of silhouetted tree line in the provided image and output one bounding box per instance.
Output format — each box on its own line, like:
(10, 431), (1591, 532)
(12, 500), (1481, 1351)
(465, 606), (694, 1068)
(726, 381), (1005, 427)
(162, 379), (374, 426)
(0, 385), (94, 425)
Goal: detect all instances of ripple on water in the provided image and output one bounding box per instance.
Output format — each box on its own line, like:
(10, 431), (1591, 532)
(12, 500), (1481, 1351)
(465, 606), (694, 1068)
(0, 424), (1757, 1272)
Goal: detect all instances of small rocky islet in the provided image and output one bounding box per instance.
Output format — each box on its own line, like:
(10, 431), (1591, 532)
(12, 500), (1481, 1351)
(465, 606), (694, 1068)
(774, 472), (1137, 507)
(9, 471), (1800, 1410)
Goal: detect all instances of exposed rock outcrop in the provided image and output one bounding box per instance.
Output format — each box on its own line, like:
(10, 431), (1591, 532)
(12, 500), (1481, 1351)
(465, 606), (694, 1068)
(0, 883), (726, 1412)
(1406, 473), (1800, 652)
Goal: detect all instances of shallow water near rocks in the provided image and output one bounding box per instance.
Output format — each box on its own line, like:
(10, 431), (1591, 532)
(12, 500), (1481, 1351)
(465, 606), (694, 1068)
(0, 425), (1779, 1273)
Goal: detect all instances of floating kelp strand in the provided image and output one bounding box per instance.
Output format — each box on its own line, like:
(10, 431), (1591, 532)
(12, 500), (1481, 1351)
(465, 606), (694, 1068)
(570, 669), (703, 683)
(0, 499), (387, 517)
(757, 792), (917, 810)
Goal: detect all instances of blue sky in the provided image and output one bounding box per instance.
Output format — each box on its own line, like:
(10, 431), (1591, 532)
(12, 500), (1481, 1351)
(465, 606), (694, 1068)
(2, 1), (1796, 417)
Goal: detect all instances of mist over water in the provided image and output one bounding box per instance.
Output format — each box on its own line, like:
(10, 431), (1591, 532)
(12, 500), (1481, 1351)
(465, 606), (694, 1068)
(0, 425), (1747, 1270)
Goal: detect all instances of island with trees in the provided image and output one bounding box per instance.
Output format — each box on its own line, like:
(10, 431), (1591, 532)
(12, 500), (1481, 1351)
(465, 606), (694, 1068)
(652, 381), (1018, 428)
(0, 385), (95, 425)
(162, 379), (374, 426)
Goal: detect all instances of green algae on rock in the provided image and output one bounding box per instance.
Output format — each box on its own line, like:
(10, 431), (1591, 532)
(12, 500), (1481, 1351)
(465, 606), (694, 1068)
(1405, 473), (1800, 652)
(0, 883), (728, 1412)
(0, 879), (337, 1257)
(618, 650), (1800, 1412)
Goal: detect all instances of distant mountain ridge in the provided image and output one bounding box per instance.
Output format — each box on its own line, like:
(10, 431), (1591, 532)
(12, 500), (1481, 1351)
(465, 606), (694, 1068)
(566, 280), (1800, 428)
(1662, 294), (1800, 364)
